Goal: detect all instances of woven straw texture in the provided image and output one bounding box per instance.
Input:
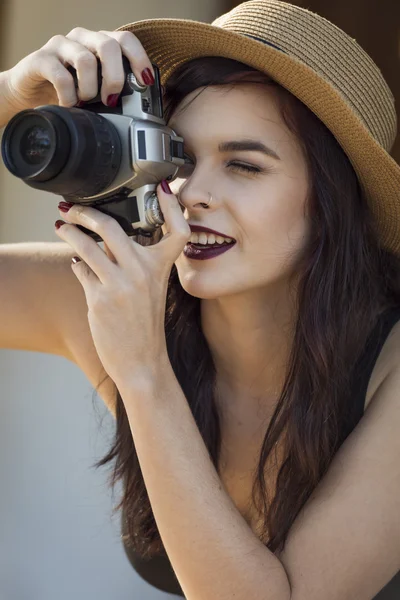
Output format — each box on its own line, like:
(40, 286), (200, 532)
(116, 0), (400, 255)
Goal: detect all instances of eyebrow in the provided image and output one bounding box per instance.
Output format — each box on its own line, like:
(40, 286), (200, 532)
(218, 139), (281, 161)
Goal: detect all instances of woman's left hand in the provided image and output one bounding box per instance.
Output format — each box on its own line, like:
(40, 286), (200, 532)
(55, 180), (190, 391)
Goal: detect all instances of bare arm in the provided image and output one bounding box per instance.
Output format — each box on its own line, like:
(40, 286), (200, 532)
(0, 241), (85, 357)
(0, 241), (117, 415)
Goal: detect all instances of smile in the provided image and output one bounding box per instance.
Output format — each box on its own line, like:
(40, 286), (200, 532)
(183, 242), (236, 260)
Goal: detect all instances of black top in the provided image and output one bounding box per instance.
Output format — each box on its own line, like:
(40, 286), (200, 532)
(121, 306), (400, 599)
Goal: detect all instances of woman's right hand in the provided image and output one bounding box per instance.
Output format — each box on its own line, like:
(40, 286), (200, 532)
(1, 27), (155, 115)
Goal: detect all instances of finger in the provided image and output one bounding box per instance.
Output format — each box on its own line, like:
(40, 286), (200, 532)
(62, 28), (125, 105)
(99, 30), (155, 86)
(54, 220), (117, 284)
(28, 49), (78, 107)
(103, 240), (117, 263)
(58, 203), (136, 270)
(42, 34), (100, 105)
(155, 181), (191, 260)
(70, 255), (96, 288)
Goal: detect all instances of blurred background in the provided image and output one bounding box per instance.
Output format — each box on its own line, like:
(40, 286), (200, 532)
(0, 0), (398, 599)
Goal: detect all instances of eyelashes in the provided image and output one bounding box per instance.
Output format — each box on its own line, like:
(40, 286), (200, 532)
(228, 162), (262, 175)
(179, 154), (264, 177)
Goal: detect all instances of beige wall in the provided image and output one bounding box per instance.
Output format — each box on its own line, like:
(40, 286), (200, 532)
(1, 0), (226, 69)
(0, 2), (227, 599)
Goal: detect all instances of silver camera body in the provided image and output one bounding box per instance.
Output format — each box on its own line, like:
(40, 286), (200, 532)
(1, 58), (185, 241)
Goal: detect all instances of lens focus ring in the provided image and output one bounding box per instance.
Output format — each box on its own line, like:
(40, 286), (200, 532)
(79, 111), (120, 197)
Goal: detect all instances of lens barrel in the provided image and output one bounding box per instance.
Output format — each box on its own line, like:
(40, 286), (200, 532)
(1, 106), (122, 199)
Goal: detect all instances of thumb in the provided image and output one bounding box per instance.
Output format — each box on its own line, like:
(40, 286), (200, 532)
(156, 180), (191, 260)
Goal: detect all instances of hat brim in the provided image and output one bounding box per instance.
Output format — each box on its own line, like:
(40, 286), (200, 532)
(116, 18), (400, 255)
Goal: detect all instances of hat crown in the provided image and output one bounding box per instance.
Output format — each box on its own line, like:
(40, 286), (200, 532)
(212, 0), (397, 152)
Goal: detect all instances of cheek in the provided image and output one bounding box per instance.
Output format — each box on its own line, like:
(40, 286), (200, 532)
(242, 192), (310, 262)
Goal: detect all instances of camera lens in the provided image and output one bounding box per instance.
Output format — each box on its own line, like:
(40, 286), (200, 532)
(1, 106), (121, 197)
(1, 110), (71, 181)
(19, 125), (52, 165)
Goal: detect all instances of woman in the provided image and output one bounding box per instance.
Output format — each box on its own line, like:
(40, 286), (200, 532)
(1, 1), (400, 598)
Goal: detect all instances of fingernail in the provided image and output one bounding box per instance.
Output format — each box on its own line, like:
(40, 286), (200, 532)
(58, 201), (74, 213)
(141, 68), (155, 86)
(76, 101), (86, 108)
(55, 220), (66, 230)
(106, 94), (119, 107)
(161, 179), (172, 194)
(72, 256), (81, 264)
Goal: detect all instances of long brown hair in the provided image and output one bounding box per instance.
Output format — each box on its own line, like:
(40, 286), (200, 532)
(92, 56), (400, 558)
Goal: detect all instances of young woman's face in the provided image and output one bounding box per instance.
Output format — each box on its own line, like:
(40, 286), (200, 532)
(167, 83), (311, 300)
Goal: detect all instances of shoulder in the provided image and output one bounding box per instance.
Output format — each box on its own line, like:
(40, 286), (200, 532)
(383, 314), (400, 363)
(366, 314), (400, 412)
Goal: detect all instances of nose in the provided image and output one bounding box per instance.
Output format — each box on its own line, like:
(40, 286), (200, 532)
(174, 180), (215, 214)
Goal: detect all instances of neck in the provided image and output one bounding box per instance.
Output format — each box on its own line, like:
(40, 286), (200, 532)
(201, 291), (296, 402)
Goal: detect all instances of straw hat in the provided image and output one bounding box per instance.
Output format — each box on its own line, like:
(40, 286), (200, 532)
(116, 0), (400, 255)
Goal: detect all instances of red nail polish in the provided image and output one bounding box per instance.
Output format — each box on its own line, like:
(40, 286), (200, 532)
(58, 201), (74, 213)
(106, 94), (119, 107)
(141, 68), (155, 86)
(55, 220), (66, 229)
(72, 256), (81, 264)
(161, 179), (172, 194)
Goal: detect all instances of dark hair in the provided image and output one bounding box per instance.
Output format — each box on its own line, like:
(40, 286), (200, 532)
(92, 56), (400, 558)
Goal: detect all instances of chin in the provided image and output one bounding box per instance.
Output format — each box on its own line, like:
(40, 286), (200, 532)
(176, 267), (245, 300)
(179, 280), (223, 300)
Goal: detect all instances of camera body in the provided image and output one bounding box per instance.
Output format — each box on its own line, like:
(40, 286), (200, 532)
(1, 57), (185, 241)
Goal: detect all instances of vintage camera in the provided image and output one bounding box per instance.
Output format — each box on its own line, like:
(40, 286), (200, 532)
(1, 57), (185, 241)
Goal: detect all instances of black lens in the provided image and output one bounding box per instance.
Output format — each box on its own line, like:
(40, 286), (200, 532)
(19, 125), (52, 165)
(1, 109), (71, 181)
(1, 106), (121, 197)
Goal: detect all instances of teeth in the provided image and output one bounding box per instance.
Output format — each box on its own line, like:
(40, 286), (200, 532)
(190, 232), (234, 245)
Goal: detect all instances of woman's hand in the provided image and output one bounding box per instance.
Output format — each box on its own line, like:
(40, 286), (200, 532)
(1, 27), (154, 116)
(54, 180), (191, 392)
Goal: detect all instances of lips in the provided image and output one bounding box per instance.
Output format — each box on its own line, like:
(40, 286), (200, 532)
(183, 241), (236, 260)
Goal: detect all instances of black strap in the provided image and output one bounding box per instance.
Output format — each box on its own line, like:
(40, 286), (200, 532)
(122, 537), (184, 596)
(352, 306), (400, 421)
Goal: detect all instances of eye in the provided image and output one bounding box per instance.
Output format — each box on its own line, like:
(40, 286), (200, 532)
(176, 154), (264, 178)
(227, 162), (262, 175)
